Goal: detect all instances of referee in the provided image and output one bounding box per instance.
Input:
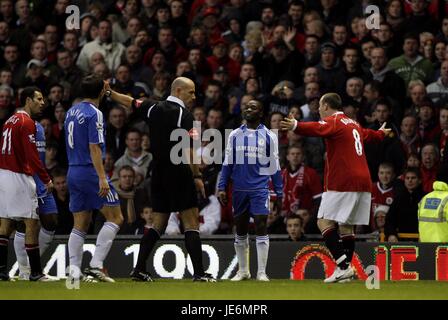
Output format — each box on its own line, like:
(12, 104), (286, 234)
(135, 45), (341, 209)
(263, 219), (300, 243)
(105, 77), (216, 282)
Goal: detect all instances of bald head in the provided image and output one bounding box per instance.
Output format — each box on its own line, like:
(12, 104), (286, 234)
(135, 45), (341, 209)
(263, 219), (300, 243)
(171, 77), (194, 94)
(170, 77), (196, 108)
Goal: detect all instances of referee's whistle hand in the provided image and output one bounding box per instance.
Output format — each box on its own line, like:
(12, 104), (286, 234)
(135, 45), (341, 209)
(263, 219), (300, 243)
(218, 191), (227, 206)
(98, 177), (110, 197)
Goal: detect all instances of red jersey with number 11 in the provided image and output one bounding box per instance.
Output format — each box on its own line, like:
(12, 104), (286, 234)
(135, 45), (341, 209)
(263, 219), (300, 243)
(294, 112), (385, 192)
(0, 110), (50, 184)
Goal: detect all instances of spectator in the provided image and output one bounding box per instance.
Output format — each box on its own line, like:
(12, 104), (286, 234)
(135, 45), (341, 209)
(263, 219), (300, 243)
(124, 44), (153, 88)
(388, 33), (434, 88)
(370, 162), (396, 232)
(418, 99), (439, 144)
(316, 41), (345, 94)
(286, 214), (306, 241)
(385, 167), (424, 242)
(77, 19), (126, 73)
(373, 205), (389, 241)
(51, 168), (73, 235)
(111, 64), (149, 99)
(112, 128), (153, 183)
(106, 105), (128, 160)
(426, 60), (448, 107)
(303, 35), (320, 67)
(135, 206), (154, 235)
(399, 115), (421, 158)
(420, 143), (439, 193)
(49, 49), (83, 99)
(367, 47), (406, 103)
(437, 107), (448, 157)
(276, 144), (322, 216)
(45, 141), (59, 172)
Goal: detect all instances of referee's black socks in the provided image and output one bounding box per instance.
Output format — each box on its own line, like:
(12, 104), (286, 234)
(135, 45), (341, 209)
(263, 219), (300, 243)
(322, 227), (348, 270)
(185, 230), (204, 277)
(135, 228), (160, 272)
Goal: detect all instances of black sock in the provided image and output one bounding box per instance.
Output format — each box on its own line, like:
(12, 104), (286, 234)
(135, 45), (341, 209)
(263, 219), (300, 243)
(185, 230), (204, 277)
(26, 244), (42, 275)
(341, 234), (355, 264)
(322, 228), (348, 270)
(0, 235), (8, 273)
(135, 228), (160, 272)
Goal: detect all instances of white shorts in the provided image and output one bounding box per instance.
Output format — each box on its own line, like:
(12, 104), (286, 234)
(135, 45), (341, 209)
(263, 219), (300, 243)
(0, 169), (38, 220)
(318, 191), (371, 225)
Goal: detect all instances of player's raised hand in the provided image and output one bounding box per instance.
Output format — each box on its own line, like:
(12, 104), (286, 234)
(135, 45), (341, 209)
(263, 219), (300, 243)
(98, 177), (110, 198)
(45, 180), (54, 193)
(280, 114), (296, 131)
(218, 190), (227, 206)
(378, 122), (392, 137)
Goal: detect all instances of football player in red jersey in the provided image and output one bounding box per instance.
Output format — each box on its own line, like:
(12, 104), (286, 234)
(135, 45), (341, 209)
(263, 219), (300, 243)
(281, 93), (390, 283)
(0, 87), (54, 281)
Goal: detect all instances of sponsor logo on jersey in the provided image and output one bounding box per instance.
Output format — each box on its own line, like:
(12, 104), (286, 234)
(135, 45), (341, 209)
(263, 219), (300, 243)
(28, 134), (35, 143)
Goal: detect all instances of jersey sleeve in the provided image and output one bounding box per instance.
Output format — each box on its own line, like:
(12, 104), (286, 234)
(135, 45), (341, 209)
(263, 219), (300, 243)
(361, 127), (385, 143)
(21, 119), (51, 184)
(218, 130), (236, 191)
(133, 98), (156, 119)
(294, 119), (337, 138)
(268, 131), (283, 197)
(88, 110), (105, 145)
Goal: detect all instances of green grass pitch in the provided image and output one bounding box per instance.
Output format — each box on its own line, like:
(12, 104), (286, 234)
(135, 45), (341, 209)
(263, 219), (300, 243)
(0, 279), (447, 300)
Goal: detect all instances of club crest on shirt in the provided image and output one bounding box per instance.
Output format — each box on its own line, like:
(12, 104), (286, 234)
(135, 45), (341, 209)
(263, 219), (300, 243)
(318, 120), (326, 125)
(386, 197), (393, 205)
(258, 138), (265, 146)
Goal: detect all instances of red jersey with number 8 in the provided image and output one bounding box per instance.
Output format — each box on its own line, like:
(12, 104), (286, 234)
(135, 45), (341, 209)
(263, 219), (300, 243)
(294, 112), (385, 192)
(0, 110), (50, 183)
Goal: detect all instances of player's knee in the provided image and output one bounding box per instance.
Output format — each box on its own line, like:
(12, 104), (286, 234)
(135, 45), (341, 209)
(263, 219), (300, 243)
(112, 214), (124, 227)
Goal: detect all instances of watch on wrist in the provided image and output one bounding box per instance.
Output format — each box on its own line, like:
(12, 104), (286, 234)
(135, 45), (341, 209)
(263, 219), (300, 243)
(105, 89), (112, 97)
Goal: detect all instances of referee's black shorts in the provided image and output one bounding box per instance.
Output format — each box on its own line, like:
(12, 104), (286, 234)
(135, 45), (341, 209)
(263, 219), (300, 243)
(150, 162), (198, 213)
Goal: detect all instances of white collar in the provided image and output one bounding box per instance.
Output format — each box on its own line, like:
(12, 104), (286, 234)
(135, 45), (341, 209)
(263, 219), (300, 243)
(16, 110), (30, 117)
(167, 95), (186, 109)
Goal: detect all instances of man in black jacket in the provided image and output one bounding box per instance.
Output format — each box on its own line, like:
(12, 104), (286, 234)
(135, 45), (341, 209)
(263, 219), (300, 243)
(385, 167), (425, 242)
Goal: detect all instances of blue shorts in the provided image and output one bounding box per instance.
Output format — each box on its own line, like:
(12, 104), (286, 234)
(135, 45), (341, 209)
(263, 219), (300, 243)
(38, 193), (58, 215)
(67, 166), (120, 213)
(232, 189), (270, 216)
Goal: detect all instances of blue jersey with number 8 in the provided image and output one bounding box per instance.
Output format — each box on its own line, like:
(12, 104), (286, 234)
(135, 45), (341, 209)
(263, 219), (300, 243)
(64, 101), (106, 166)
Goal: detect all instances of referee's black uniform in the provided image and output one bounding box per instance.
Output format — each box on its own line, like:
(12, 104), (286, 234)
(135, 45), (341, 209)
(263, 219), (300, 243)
(133, 96), (198, 213)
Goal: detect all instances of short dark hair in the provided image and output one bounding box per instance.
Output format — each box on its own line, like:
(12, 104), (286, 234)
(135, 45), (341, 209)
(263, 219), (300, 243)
(80, 74), (104, 99)
(51, 167), (67, 179)
(119, 165), (135, 176)
(404, 167), (421, 179)
(19, 86), (40, 106)
(286, 214), (304, 224)
(321, 93), (342, 110)
(126, 127), (142, 138)
(374, 99), (391, 110)
(404, 32), (419, 43)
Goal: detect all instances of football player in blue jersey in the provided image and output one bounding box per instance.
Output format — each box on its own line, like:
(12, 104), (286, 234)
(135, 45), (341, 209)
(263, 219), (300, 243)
(218, 100), (283, 281)
(64, 75), (123, 282)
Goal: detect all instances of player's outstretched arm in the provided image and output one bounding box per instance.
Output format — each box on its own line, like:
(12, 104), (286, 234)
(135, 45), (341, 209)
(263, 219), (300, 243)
(362, 122), (391, 143)
(89, 143), (110, 198)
